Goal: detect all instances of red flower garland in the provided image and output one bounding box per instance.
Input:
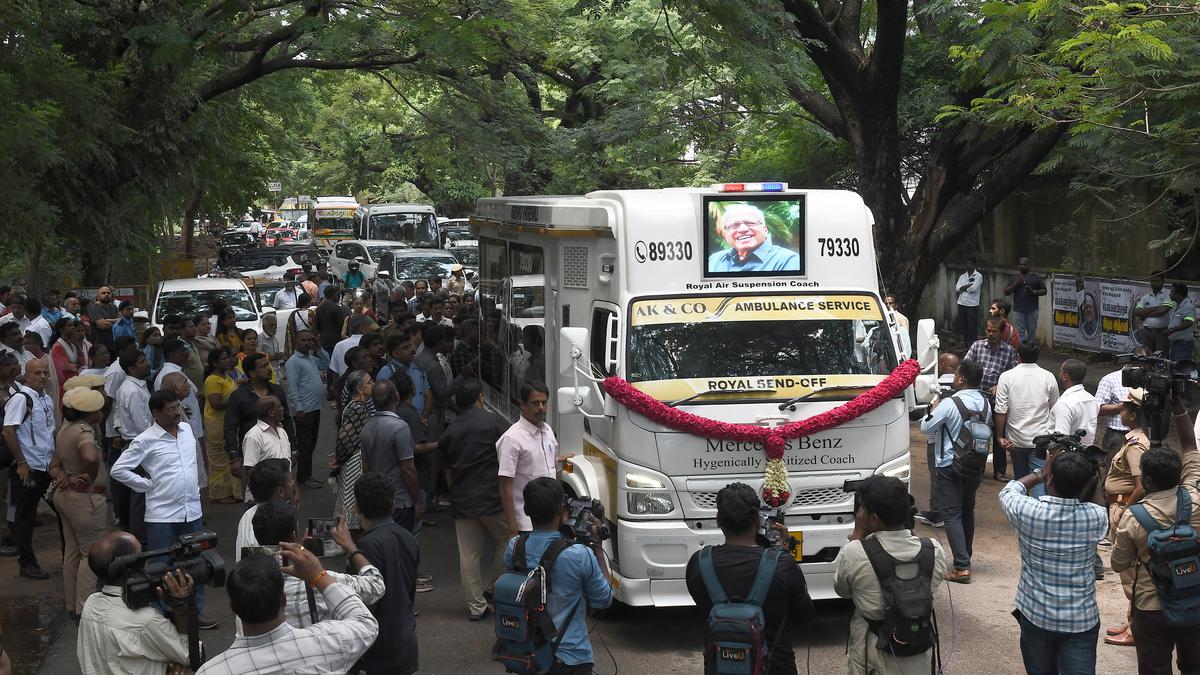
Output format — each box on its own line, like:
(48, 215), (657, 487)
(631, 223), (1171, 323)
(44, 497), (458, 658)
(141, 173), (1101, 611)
(601, 358), (921, 459)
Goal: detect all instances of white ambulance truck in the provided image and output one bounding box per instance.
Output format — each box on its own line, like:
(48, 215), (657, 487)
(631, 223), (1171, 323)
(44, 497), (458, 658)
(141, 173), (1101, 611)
(470, 183), (938, 604)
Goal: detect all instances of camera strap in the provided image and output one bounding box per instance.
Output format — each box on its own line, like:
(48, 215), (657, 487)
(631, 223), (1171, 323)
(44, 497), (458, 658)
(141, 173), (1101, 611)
(306, 585), (319, 624)
(184, 602), (202, 671)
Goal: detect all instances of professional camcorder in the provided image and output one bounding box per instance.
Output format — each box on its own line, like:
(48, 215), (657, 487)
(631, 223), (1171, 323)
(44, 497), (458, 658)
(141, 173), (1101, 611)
(758, 507), (787, 548)
(566, 498), (612, 546)
(1119, 353), (1198, 398)
(108, 532), (226, 609)
(1033, 429), (1107, 466)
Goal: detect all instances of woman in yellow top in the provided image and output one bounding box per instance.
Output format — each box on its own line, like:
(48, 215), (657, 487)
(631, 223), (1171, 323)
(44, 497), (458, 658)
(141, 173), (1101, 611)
(235, 329), (279, 384)
(203, 347), (242, 504)
(214, 307), (241, 353)
(1102, 387), (1149, 647)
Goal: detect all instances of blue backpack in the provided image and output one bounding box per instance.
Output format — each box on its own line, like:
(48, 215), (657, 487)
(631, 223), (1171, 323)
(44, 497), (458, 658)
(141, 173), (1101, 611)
(698, 546), (781, 675)
(1129, 487), (1200, 626)
(492, 535), (581, 674)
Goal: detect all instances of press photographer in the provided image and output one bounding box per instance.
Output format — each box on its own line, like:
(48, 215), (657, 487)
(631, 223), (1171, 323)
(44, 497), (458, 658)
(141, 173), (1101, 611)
(77, 531), (198, 675)
(685, 482), (813, 675)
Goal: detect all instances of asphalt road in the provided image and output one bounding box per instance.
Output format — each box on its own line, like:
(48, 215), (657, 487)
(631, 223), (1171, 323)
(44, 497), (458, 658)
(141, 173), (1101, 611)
(18, 387), (1150, 675)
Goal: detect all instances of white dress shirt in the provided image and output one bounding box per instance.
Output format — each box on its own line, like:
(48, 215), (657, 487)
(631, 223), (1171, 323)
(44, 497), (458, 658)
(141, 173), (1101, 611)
(103, 359), (127, 438)
(235, 504), (260, 563)
(995, 363), (1061, 447)
(273, 287), (299, 310)
(955, 271), (983, 307)
(154, 362), (205, 440)
(197, 582), (378, 675)
(497, 416), (559, 531)
(111, 423), (203, 524)
(242, 420), (291, 468)
(115, 377), (152, 441)
(0, 345), (35, 376)
(3, 384), (56, 470)
(328, 335), (363, 375)
(26, 315), (52, 349)
(1049, 383), (1100, 447)
(78, 585), (189, 675)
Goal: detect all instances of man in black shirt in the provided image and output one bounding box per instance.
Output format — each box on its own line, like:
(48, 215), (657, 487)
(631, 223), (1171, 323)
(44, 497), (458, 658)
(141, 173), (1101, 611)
(438, 378), (510, 620)
(315, 286), (350, 356)
(685, 483), (813, 675)
(355, 472), (420, 675)
(223, 353), (293, 477)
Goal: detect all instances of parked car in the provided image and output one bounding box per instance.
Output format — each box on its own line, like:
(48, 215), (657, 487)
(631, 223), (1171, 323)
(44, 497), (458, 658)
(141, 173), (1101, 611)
(447, 245), (478, 281)
(328, 239), (412, 280)
(380, 248), (462, 287)
(263, 228), (296, 247)
(217, 231), (257, 265)
(439, 219), (473, 248)
(150, 278), (260, 335)
(213, 250), (307, 280)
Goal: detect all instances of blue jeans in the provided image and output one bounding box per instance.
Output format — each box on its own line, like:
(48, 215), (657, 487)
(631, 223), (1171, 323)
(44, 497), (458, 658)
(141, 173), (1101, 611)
(1011, 309), (1039, 343)
(146, 518), (206, 616)
(934, 467), (981, 571)
(1016, 611), (1098, 675)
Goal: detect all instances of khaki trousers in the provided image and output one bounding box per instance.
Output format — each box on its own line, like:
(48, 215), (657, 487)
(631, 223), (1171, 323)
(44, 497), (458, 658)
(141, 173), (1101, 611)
(53, 489), (108, 614)
(455, 513), (510, 615)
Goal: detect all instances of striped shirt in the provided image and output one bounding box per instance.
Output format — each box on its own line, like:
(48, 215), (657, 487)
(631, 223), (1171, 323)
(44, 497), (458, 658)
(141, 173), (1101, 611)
(1094, 369), (1129, 431)
(964, 339), (1017, 391)
(999, 481), (1108, 634)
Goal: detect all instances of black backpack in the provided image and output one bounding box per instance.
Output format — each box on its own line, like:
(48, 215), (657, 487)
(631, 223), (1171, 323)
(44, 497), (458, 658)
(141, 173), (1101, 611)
(492, 534), (581, 675)
(946, 395), (991, 479)
(698, 546), (781, 675)
(862, 537), (940, 666)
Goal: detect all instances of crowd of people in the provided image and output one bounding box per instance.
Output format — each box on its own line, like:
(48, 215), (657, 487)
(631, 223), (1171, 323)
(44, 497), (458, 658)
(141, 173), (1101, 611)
(0, 257), (1197, 675)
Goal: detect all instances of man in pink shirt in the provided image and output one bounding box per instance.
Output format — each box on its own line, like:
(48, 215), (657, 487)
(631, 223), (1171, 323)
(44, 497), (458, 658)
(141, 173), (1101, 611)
(496, 382), (562, 536)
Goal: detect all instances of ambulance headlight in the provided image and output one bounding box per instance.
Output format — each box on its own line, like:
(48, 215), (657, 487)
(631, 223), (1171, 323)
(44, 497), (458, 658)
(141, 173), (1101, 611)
(874, 454), (911, 483)
(627, 492), (675, 515)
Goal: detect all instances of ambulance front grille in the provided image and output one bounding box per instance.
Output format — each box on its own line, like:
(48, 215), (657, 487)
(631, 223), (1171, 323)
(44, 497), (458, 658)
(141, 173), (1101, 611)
(690, 486), (852, 510)
(562, 246), (589, 289)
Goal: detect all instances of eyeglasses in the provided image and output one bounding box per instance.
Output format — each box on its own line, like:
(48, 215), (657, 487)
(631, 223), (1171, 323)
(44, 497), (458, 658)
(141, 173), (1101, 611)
(724, 220), (765, 231)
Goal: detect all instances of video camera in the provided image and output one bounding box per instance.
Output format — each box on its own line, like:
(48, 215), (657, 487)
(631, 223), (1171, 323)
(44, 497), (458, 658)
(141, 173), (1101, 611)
(758, 506), (787, 549)
(1033, 429), (1107, 466)
(1119, 353), (1198, 398)
(108, 531), (226, 610)
(566, 498), (611, 546)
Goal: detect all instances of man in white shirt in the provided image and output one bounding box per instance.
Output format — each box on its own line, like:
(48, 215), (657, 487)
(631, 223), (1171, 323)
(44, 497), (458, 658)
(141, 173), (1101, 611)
(77, 531), (192, 675)
(1134, 271), (1174, 354)
(114, 351), (152, 444)
(236, 459), (298, 564)
(0, 296), (33, 335)
(111, 389), (218, 629)
(1094, 367), (1131, 470)
(272, 274), (300, 310)
(3, 358), (57, 578)
(995, 342), (1060, 484)
(258, 311), (284, 381)
(241, 397), (292, 503)
(328, 317), (370, 377)
(197, 544), (378, 675)
(161, 371), (207, 490)
(1049, 359), (1100, 446)
(26, 306), (53, 352)
(0, 322), (35, 376)
(496, 382), (562, 536)
(955, 262), (983, 344)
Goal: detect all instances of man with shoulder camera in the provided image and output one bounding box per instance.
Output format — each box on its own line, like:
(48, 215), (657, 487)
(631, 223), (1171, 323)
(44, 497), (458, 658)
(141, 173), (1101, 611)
(685, 482), (813, 675)
(835, 476), (948, 675)
(1111, 392), (1200, 672)
(503, 477), (612, 675)
(111, 389), (217, 629)
(247, 500), (385, 633)
(198, 542), (379, 675)
(919, 359), (989, 584)
(77, 531), (193, 675)
(999, 446), (1108, 674)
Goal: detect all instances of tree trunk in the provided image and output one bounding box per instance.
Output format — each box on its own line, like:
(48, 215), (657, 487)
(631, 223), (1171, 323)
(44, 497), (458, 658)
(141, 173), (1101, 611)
(181, 182), (206, 254)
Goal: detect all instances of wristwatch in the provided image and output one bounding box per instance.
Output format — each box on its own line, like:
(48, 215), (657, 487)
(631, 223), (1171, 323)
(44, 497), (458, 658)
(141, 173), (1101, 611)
(1032, 468), (1044, 484)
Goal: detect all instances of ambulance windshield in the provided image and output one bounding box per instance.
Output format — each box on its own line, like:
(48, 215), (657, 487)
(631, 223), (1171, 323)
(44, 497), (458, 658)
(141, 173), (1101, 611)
(625, 294), (896, 402)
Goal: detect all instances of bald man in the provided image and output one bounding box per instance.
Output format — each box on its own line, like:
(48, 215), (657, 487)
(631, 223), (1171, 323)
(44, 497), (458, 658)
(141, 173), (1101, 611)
(78, 531), (193, 674)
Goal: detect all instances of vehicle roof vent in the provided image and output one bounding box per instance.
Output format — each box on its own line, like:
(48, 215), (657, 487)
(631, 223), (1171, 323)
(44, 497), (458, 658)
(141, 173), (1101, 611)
(562, 246), (589, 289)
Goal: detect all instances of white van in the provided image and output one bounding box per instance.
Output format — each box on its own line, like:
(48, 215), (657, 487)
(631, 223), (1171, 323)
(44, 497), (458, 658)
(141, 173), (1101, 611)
(469, 184), (937, 604)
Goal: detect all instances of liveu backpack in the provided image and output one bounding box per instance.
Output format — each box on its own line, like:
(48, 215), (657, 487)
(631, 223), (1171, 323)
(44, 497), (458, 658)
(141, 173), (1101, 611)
(948, 395), (991, 479)
(493, 534), (582, 674)
(698, 545), (781, 675)
(1129, 487), (1200, 626)
(862, 537), (940, 665)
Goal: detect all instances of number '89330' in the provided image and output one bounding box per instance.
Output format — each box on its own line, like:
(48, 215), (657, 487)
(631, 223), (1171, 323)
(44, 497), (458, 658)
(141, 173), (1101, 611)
(647, 241), (693, 261)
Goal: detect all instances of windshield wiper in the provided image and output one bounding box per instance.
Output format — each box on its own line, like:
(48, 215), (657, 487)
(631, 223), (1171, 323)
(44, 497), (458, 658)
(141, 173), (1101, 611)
(777, 385), (872, 412)
(668, 388), (777, 408)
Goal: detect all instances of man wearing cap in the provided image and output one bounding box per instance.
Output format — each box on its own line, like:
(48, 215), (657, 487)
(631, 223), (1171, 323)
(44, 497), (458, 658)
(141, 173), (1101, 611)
(342, 260), (366, 290)
(52, 385), (108, 615)
(1101, 387), (1151, 647)
(273, 274), (300, 311)
(447, 265), (472, 298)
(705, 203), (800, 273)
(3, 358), (56, 579)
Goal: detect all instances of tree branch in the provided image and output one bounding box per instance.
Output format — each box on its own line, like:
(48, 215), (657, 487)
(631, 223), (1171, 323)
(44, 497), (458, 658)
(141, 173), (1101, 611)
(783, 77), (847, 138)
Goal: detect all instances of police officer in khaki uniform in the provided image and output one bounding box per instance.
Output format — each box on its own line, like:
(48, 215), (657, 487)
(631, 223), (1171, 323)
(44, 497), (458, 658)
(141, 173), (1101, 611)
(1102, 387), (1149, 647)
(49, 385), (108, 619)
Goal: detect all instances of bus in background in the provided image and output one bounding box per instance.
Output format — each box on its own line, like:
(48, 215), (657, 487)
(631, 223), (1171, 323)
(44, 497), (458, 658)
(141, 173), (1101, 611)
(469, 184), (938, 606)
(310, 196), (360, 250)
(354, 203), (440, 248)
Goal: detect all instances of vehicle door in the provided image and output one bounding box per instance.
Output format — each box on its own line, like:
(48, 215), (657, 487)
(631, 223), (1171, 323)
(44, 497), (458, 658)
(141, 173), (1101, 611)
(331, 242), (358, 279)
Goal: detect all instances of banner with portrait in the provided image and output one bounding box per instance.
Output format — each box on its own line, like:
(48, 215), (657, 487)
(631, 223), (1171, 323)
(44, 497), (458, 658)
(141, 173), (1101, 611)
(1052, 275), (1199, 355)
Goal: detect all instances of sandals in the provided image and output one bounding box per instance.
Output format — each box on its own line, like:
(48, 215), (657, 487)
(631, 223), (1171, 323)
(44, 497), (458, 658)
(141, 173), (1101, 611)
(994, 472), (1012, 482)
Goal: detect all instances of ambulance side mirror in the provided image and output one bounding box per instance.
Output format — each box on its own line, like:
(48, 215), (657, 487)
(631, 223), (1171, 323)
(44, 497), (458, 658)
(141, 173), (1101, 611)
(913, 318), (939, 404)
(559, 327), (589, 378)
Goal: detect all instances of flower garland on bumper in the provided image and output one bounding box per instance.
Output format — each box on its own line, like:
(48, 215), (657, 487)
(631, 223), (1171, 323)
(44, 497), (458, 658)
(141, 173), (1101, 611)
(601, 359), (921, 507)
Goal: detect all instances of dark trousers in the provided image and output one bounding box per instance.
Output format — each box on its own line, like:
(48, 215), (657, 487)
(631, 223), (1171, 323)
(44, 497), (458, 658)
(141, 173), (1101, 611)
(106, 438), (146, 541)
(991, 422), (1008, 477)
(293, 410), (321, 481)
(925, 438), (940, 517)
(957, 304), (979, 344)
(1015, 611), (1099, 675)
(9, 468), (50, 567)
(392, 506), (415, 532)
(1011, 447), (1036, 479)
(548, 662), (593, 675)
(934, 466), (980, 570)
(147, 518), (206, 615)
(1131, 607), (1200, 674)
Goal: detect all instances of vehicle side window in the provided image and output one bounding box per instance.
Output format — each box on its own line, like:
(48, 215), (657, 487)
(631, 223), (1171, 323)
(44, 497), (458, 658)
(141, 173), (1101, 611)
(334, 243), (352, 259)
(353, 245), (368, 262)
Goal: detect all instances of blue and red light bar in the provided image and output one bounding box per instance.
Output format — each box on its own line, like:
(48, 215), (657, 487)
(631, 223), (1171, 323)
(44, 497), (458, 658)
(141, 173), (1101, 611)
(712, 182), (787, 193)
